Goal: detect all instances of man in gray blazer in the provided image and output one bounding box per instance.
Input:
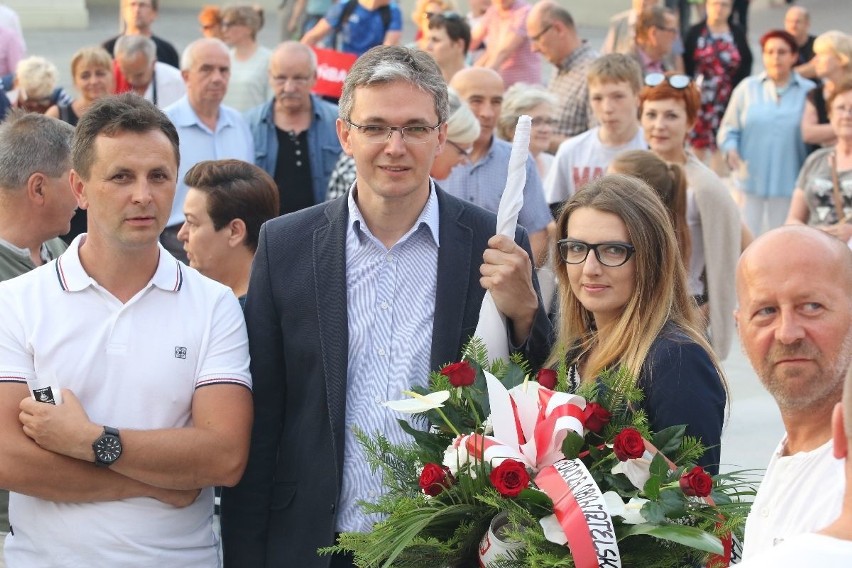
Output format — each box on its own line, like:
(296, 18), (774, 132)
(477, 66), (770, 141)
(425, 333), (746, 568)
(221, 45), (553, 568)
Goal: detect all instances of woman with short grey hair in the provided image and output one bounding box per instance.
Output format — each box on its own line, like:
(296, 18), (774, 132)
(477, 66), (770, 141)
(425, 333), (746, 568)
(497, 83), (558, 179)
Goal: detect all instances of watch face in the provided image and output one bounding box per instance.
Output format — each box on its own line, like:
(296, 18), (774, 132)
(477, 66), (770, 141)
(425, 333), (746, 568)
(95, 435), (122, 464)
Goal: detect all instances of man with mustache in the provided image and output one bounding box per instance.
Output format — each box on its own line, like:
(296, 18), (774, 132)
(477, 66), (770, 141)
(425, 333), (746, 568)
(245, 41), (341, 214)
(735, 225), (852, 559)
(163, 38), (254, 262)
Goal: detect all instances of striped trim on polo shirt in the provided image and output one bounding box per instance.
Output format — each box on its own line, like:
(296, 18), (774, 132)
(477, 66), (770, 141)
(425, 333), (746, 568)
(55, 255), (69, 291)
(196, 376), (252, 390)
(0, 373), (27, 384)
(54, 245), (185, 293)
(171, 259), (184, 292)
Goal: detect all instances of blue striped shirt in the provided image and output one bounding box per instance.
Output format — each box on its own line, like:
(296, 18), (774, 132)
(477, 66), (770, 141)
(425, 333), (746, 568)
(336, 183), (440, 532)
(442, 136), (552, 234)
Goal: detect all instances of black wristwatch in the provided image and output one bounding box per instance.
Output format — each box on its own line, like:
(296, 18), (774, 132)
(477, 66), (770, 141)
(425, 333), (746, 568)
(92, 426), (123, 467)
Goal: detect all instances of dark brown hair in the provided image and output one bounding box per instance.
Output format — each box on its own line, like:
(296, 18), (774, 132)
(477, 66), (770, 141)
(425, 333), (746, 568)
(72, 93), (179, 180)
(183, 159), (279, 252)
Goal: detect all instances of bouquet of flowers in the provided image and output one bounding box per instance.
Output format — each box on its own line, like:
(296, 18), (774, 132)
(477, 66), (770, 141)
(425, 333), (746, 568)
(324, 340), (754, 567)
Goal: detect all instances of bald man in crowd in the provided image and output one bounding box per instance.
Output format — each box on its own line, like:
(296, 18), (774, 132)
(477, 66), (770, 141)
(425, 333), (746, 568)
(527, 1), (598, 150)
(163, 38), (254, 261)
(737, 363), (852, 567)
(442, 67), (553, 265)
(735, 226), (852, 559)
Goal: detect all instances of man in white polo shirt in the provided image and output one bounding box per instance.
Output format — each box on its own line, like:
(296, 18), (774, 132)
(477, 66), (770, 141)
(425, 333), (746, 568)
(0, 94), (253, 567)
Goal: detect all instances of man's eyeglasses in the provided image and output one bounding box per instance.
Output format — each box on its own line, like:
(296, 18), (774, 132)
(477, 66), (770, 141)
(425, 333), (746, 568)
(645, 73), (691, 89)
(346, 120), (442, 144)
(530, 24), (553, 43)
(447, 140), (472, 158)
(221, 20), (243, 29)
(557, 239), (636, 267)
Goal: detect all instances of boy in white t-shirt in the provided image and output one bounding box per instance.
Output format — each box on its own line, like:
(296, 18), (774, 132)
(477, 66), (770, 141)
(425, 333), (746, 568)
(544, 53), (647, 211)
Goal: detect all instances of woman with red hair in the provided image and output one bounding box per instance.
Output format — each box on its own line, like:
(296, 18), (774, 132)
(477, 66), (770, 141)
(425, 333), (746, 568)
(639, 72), (747, 361)
(718, 29), (816, 235)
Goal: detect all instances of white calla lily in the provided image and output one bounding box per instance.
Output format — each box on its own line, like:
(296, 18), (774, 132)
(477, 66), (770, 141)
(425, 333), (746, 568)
(539, 514), (568, 545)
(382, 390), (450, 414)
(602, 491), (648, 525)
(610, 450), (654, 490)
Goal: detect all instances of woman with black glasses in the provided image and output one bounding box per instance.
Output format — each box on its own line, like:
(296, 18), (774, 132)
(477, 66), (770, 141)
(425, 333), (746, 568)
(547, 174), (727, 473)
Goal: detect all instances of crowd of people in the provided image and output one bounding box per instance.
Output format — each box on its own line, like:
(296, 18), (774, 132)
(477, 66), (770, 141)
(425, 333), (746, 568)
(0, 0), (851, 567)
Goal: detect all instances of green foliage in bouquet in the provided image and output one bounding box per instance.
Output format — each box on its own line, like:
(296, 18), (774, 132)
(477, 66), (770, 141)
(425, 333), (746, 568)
(322, 339), (756, 567)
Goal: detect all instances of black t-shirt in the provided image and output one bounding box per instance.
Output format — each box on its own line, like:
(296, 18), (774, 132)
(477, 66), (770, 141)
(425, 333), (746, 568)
(274, 128), (315, 215)
(798, 34), (816, 66)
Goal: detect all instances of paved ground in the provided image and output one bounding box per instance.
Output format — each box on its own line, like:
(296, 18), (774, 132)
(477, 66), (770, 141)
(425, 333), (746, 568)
(2, 0), (848, 565)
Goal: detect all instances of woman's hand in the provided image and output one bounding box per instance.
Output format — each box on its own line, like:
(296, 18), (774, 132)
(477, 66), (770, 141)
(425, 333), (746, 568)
(725, 149), (742, 173)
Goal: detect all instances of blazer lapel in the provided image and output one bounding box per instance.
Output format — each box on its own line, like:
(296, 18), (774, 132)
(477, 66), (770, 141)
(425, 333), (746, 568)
(314, 198), (349, 474)
(430, 188), (474, 371)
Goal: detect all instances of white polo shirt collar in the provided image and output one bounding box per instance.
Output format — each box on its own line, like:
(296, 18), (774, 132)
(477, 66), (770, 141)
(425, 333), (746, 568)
(55, 235), (184, 293)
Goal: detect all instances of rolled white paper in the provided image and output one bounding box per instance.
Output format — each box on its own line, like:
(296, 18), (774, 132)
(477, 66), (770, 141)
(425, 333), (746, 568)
(474, 115), (531, 363)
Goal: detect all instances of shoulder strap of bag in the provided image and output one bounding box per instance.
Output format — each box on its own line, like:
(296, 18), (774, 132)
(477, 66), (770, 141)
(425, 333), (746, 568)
(333, 0), (360, 50)
(829, 151), (846, 222)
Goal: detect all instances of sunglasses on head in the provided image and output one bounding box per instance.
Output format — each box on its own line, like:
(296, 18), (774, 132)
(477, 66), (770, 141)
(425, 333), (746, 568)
(428, 11), (463, 22)
(644, 73), (691, 89)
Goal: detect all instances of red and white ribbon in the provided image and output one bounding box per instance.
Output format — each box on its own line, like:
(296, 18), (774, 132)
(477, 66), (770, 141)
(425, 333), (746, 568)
(465, 373), (587, 471)
(536, 459), (621, 568)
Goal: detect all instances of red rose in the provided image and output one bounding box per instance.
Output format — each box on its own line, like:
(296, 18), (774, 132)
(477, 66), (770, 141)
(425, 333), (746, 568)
(441, 361), (476, 388)
(419, 463), (453, 496)
(679, 466), (713, 498)
(490, 459), (530, 498)
(536, 368), (558, 389)
(612, 428), (646, 462)
(582, 402), (611, 434)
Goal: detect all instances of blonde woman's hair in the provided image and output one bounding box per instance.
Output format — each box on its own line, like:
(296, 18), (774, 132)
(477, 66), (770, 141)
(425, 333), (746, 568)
(70, 46), (114, 79)
(814, 30), (852, 71)
(547, 174), (718, 388)
(15, 56), (59, 100)
(610, 150), (691, 267)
